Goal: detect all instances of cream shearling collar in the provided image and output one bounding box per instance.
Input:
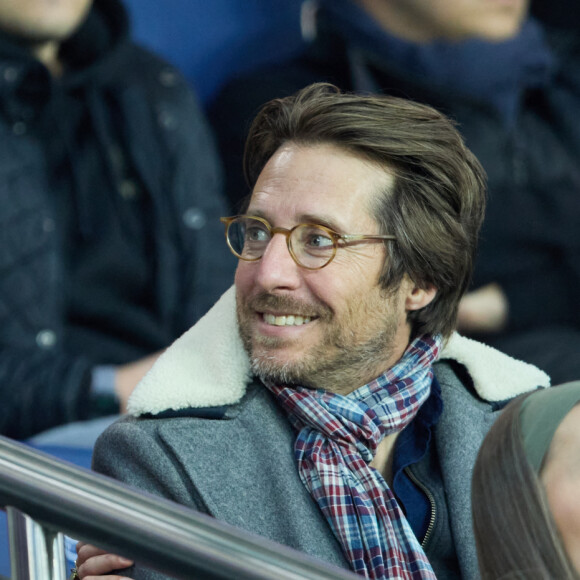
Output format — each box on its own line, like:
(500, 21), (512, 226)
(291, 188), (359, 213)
(128, 286), (550, 416)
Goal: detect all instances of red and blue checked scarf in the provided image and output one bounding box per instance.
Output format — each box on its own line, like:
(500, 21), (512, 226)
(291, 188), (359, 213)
(266, 334), (442, 580)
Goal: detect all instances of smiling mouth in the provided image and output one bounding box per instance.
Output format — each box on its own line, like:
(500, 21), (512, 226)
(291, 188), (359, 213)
(262, 313), (314, 326)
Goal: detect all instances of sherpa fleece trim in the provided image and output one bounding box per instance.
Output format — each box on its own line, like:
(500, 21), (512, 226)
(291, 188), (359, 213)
(128, 286), (551, 416)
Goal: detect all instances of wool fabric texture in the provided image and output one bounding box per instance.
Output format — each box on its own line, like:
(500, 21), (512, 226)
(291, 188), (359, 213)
(266, 334), (442, 579)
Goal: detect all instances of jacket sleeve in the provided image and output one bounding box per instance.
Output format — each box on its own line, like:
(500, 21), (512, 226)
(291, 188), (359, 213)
(92, 417), (207, 579)
(121, 47), (236, 331)
(500, 263), (578, 332)
(166, 82), (237, 329)
(473, 184), (580, 332)
(468, 34), (580, 333)
(0, 346), (93, 439)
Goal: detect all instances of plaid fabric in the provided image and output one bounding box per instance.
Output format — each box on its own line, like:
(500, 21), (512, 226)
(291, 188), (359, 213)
(266, 334), (442, 579)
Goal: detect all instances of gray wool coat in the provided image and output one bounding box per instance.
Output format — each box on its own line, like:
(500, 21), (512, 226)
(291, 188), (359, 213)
(92, 287), (550, 579)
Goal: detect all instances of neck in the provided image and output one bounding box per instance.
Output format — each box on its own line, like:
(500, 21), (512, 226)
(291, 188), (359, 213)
(370, 432), (399, 486)
(32, 41), (64, 76)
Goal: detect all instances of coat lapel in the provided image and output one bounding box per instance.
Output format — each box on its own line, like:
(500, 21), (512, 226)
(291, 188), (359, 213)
(434, 362), (502, 579)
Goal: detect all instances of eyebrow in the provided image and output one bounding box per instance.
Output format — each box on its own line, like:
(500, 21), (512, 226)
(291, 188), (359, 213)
(246, 210), (349, 234)
(298, 213), (348, 232)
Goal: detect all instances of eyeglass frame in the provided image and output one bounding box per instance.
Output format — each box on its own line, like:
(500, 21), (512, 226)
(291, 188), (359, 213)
(220, 215), (397, 270)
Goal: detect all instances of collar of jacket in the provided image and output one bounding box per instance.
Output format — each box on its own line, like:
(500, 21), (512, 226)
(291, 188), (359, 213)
(59, 0), (129, 87)
(128, 286), (551, 417)
(0, 0), (129, 101)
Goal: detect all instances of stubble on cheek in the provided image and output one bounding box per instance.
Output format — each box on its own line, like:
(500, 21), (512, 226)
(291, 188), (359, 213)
(235, 286), (402, 392)
(235, 292), (329, 386)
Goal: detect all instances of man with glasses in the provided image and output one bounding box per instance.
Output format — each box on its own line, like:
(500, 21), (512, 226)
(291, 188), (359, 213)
(76, 83), (549, 580)
(210, 0), (580, 386)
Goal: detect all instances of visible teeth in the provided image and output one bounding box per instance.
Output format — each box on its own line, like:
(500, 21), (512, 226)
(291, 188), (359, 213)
(264, 313), (312, 326)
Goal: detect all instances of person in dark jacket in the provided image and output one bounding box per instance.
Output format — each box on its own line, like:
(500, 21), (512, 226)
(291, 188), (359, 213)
(0, 0), (234, 439)
(208, 0), (580, 384)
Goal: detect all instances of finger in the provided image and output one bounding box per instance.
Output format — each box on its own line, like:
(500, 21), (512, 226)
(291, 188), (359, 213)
(77, 553), (133, 578)
(76, 543), (109, 566)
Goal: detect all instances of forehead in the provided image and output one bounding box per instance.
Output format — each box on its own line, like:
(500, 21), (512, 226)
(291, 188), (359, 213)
(248, 143), (394, 231)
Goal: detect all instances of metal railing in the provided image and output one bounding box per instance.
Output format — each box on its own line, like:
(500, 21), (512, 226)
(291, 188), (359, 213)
(0, 436), (358, 579)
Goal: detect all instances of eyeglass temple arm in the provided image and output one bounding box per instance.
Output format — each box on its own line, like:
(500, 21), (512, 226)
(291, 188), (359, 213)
(340, 234), (397, 241)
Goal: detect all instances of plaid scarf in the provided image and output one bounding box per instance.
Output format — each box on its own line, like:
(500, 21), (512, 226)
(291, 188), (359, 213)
(266, 334), (442, 579)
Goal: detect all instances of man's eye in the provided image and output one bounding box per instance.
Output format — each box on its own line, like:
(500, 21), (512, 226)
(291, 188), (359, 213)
(246, 226), (269, 242)
(304, 231), (334, 249)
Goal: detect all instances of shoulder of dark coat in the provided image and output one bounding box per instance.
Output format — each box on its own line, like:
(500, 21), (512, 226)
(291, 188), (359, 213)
(545, 26), (580, 58)
(108, 41), (202, 109)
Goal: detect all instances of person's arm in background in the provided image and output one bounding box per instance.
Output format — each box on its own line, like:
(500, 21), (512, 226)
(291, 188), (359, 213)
(458, 258), (578, 336)
(0, 347), (94, 439)
(112, 354), (160, 413)
(457, 283), (508, 334)
(0, 347), (160, 439)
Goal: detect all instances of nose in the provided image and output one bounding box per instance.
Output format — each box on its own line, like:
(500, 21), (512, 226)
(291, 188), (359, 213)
(252, 232), (302, 292)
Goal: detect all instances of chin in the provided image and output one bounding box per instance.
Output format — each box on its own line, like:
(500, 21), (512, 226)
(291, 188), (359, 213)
(477, 13), (526, 41)
(481, 27), (523, 42)
(250, 352), (313, 387)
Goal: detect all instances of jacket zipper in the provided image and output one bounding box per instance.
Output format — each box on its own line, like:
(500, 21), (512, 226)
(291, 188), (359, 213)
(404, 466), (436, 549)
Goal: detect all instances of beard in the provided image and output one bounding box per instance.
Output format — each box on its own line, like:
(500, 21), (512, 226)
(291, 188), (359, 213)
(236, 289), (402, 395)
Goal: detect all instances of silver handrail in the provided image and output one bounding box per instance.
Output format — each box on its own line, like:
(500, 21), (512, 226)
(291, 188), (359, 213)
(0, 436), (358, 579)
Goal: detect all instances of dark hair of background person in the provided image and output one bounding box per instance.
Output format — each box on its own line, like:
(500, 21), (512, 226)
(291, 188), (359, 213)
(243, 82), (487, 339)
(471, 391), (579, 579)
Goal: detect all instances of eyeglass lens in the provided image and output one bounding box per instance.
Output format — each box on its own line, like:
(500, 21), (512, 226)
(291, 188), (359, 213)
(226, 217), (336, 268)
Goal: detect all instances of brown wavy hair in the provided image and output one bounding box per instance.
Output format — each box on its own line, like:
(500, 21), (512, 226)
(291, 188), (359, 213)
(243, 83), (487, 338)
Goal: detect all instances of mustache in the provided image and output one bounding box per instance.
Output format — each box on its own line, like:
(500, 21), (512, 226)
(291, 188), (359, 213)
(246, 293), (331, 319)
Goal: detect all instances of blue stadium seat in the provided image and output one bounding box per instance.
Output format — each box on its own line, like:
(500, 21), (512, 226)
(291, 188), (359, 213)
(123, 0), (306, 104)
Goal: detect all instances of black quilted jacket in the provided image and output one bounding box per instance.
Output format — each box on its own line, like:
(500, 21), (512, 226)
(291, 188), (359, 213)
(0, 0), (234, 438)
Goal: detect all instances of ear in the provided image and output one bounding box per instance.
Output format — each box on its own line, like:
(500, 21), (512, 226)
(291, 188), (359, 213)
(405, 284), (437, 312)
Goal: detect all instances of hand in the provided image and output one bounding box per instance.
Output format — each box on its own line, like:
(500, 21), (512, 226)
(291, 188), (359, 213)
(457, 283), (508, 334)
(76, 541), (133, 579)
(114, 352), (162, 413)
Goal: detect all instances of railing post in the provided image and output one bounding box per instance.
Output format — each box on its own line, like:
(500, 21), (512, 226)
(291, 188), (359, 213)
(6, 507), (67, 580)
